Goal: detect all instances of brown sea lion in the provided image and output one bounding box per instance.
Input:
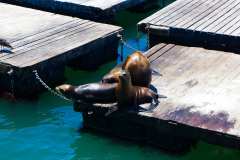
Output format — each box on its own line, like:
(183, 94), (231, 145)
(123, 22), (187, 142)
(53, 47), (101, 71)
(56, 83), (117, 104)
(102, 51), (159, 87)
(116, 70), (166, 108)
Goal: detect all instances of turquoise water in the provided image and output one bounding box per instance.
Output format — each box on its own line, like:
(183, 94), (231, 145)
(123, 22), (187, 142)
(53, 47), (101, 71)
(0, 1), (240, 159)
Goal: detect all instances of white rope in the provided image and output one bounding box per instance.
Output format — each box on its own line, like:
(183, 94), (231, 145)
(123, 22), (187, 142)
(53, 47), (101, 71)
(33, 70), (72, 102)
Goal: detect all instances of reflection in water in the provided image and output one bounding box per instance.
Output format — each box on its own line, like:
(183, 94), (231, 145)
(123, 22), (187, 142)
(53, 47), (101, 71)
(0, 0), (240, 160)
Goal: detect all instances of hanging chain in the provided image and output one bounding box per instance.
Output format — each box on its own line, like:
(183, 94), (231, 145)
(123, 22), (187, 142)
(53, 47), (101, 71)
(146, 23), (151, 49)
(117, 34), (142, 53)
(120, 36), (124, 62)
(7, 68), (15, 96)
(136, 31), (141, 51)
(33, 70), (72, 102)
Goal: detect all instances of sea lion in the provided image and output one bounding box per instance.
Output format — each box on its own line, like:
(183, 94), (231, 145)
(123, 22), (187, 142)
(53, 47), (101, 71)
(102, 51), (158, 87)
(116, 70), (166, 108)
(56, 83), (117, 104)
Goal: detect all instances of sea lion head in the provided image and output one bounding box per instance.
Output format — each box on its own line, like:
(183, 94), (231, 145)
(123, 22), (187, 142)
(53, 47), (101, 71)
(102, 67), (122, 84)
(118, 70), (131, 85)
(55, 84), (75, 99)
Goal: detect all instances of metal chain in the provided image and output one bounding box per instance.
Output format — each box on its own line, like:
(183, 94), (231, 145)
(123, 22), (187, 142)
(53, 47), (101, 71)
(136, 31), (141, 51)
(33, 70), (72, 102)
(146, 23), (151, 49)
(117, 34), (142, 53)
(7, 69), (15, 96)
(120, 37), (124, 62)
(1, 42), (16, 96)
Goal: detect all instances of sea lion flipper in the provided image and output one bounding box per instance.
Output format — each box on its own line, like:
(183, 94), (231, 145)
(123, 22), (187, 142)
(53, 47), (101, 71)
(151, 68), (162, 76)
(105, 106), (118, 117)
(151, 63), (162, 76)
(145, 101), (159, 112)
(158, 94), (167, 99)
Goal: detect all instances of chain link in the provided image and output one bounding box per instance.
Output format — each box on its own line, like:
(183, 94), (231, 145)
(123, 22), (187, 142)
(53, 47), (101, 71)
(117, 34), (142, 53)
(7, 69), (15, 96)
(33, 70), (72, 102)
(146, 23), (151, 49)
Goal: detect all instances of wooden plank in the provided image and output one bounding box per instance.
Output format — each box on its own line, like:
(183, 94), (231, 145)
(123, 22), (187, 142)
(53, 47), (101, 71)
(138, 0), (240, 51)
(177, 0), (229, 28)
(76, 43), (240, 150)
(0, 21), (96, 59)
(3, 0), (146, 22)
(148, 44), (175, 62)
(188, 0), (237, 30)
(159, 0), (214, 26)
(0, 2), (122, 68)
(214, 8), (240, 34)
(154, 0), (201, 26)
(138, 0), (189, 25)
(0, 2), (123, 98)
(147, 43), (240, 139)
(202, 2), (240, 32)
(148, 0), (193, 25)
(7, 24), (119, 67)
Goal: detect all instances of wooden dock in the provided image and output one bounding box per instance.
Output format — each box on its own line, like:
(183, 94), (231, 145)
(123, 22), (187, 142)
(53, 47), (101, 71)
(0, 2), (122, 98)
(75, 43), (240, 152)
(4, 0), (147, 22)
(138, 0), (240, 52)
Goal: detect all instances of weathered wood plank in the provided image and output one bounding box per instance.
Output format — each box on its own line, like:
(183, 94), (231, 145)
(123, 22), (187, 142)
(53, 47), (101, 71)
(150, 43), (240, 139)
(188, 0), (237, 30)
(0, 3), (122, 68)
(138, 0), (240, 51)
(177, 0), (229, 28)
(0, 2), (122, 98)
(3, 0), (147, 22)
(147, 0), (192, 25)
(76, 43), (240, 151)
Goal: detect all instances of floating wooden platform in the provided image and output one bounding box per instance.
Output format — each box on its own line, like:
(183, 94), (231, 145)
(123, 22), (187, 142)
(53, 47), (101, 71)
(5, 0), (147, 22)
(138, 0), (240, 52)
(75, 43), (240, 152)
(0, 3), (122, 98)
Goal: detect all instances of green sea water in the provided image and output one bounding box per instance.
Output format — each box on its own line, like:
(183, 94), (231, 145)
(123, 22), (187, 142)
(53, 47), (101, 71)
(0, 1), (240, 159)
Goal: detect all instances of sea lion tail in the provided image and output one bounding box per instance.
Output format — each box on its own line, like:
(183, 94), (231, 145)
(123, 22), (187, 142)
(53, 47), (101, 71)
(151, 69), (162, 76)
(105, 106), (118, 117)
(151, 64), (162, 76)
(158, 94), (167, 99)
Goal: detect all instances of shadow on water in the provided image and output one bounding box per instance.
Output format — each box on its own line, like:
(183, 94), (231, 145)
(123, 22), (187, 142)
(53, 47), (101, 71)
(0, 0), (239, 160)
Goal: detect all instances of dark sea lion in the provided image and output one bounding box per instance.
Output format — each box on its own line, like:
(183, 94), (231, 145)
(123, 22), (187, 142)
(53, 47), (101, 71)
(102, 51), (158, 87)
(116, 70), (166, 108)
(56, 83), (117, 104)
(102, 64), (122, 84)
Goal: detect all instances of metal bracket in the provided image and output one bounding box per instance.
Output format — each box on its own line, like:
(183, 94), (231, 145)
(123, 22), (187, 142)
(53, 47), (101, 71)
(146, 24), (170, 37)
